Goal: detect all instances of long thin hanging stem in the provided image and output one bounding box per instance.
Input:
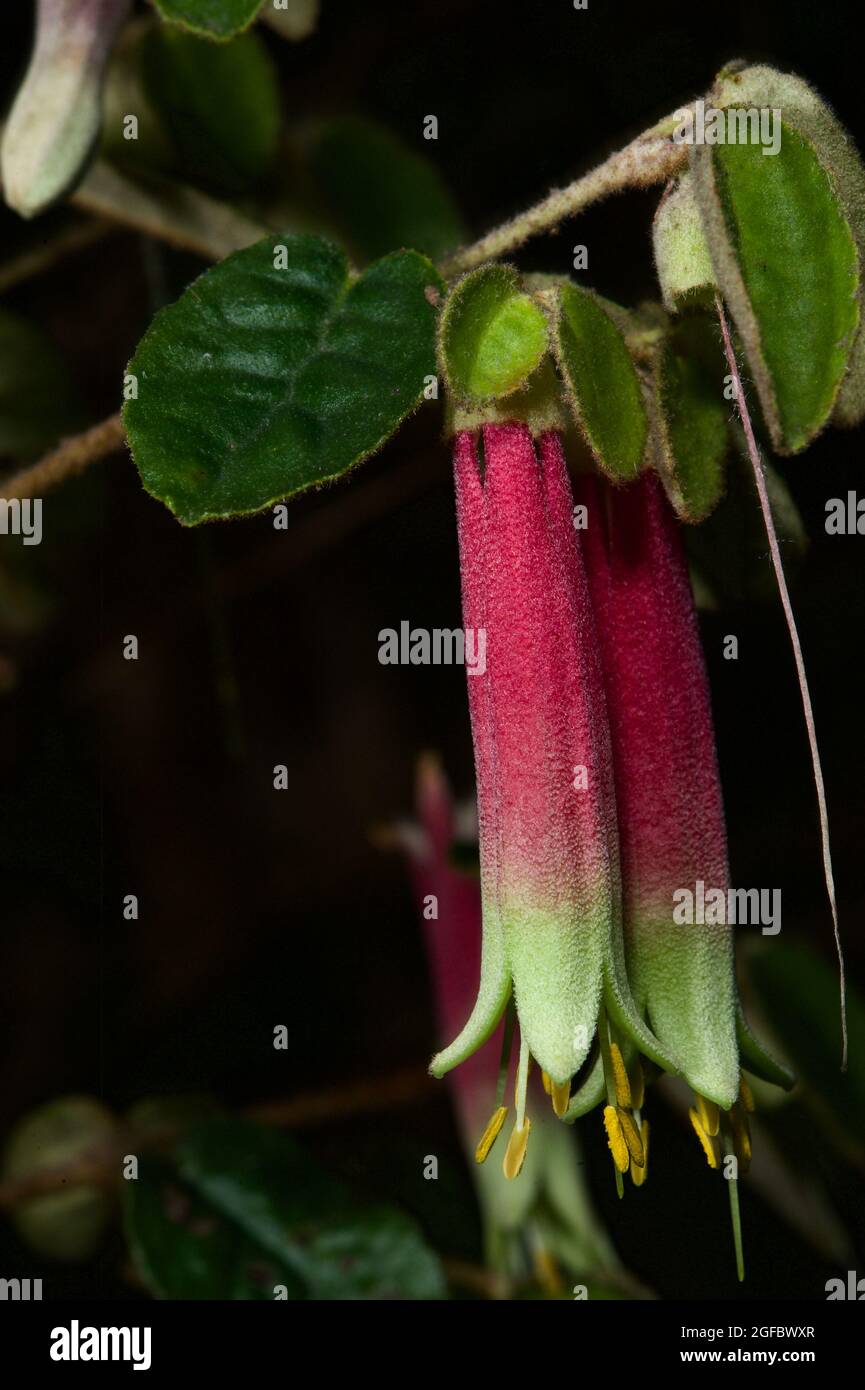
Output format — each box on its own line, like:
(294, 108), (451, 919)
(715, 293), (847, 1069)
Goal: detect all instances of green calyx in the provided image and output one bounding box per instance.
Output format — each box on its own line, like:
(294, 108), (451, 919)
(439, 263), (549, 404)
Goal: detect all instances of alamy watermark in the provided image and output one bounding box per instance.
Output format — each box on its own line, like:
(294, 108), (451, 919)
(673, 99), (781, 156)
(378, 622), (486, 675)
(0, 498), (42, 545)
(0, 1275), (42, 1300)
(673, 880), (781, 935)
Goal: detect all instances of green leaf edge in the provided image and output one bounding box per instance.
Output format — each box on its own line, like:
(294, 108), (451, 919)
(150, 0), (264, 42)
(549, 280), (650, 482)
(649, 324), (730, 524)
(122, 234), (445, 527)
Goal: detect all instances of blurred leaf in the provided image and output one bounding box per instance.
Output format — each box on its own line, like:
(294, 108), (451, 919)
(551, 282), (647, 481)
(151, 0), (263, 40)
(124, 234), (443, 524)
(142, 27), (279, 193)
(440, 264), (547, 402)
(310, 115), (466, 262)
(747, 940), (865, 1158)
(685, 442), (807, 607)
(125, 1157), (304, 1299)
(2, 1097), (116, 1261)
(0, 308), (83, 460)
(691, 123), (858, 454)
(176, 1118), (446, 1299)
(653, 314), (728, 522)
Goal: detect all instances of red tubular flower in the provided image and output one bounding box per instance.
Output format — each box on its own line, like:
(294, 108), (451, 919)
(576, 469), (790, 1123)
(430, 424), (679, 1166)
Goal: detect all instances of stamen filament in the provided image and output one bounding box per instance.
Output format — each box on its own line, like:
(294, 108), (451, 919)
(514, 1033), (530, 1133)
(726, 1157), (746, 1283)
(494, 1001), (517, 1110)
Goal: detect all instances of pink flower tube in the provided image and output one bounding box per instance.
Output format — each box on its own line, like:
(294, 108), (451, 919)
(576, 470), (791, 1116)
(430, 424), (679, 1167)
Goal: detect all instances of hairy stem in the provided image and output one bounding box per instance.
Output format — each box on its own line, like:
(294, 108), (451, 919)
(1, 411), (125, 501)
(715, 293), (847, 1069)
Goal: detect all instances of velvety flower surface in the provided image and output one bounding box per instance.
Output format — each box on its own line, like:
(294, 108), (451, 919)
(431, 425), (678, 1116)
(577, 471), (791, 1110)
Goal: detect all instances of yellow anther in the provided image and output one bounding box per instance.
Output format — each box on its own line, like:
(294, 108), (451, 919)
(631, 1119), (650, 1187)
(696, 1093), (720, 1138)
(739, 1075), (756, 1113)
(541, 1070), (552, 1096)
(630, 1058), (645, 1111)
(609, 1042), (632, 1109)
(617, 1107), (644, 1167)
(689, 1107), (719, 1169)
(503, 1119), (531, 1180)
(730, 1104), (752, 1172)
(551, 1077), (571, 1119)
(603, 1105), (630, 1174)
(475, 1106), (508, 1164)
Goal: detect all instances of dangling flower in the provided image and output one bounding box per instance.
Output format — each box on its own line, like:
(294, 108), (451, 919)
(390, 753), (646, 1296)
(1, 0), (132, 219)
(430, 422), (680, 1174)
(576, 469), (791, 1257)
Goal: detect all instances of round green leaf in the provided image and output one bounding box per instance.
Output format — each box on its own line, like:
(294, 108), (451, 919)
(440, 264), (548, 402)
(123, 234), (443, 525)
(652, 315), (728, 522)
(142, 27), (279, 193)
(310, 115), (466, 263)
(151, 0), (263, 40)
(692, 122), (859, 454)
(552, 282), (647, 480)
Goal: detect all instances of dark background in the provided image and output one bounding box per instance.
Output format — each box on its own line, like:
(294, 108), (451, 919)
(0, 0), (863, 1299)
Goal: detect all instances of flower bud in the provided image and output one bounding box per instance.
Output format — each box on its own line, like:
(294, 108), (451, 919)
(653, 171), (717, 312)
(1, 0), (132, 218)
